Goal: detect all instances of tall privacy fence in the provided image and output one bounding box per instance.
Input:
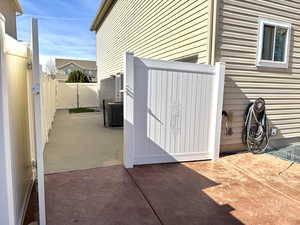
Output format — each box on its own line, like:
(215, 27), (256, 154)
(0, 14), (56, 225)
(0, 21), (34, 225)
(0, 15), (57, 225)
(27, 70), (56, 150)
(56, 82), (98, 109)
(41, 74), (56, 144)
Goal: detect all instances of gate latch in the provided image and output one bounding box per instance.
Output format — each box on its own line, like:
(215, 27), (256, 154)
(32, 83), (40, 95)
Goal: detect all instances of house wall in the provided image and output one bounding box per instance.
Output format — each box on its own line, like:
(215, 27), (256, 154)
(96, 0), (300, 151)
(216, 0), (300, 151)
(0, 1), (17, 38)
(96, 0), (210, 81)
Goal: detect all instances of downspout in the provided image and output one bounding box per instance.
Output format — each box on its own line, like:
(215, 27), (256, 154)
(207, 0), (219, 65)
(211, 0), (219, 65)
(207, 0), (214, 65)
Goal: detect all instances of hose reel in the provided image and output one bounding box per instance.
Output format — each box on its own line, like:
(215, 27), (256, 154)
(242, 98), (270, 154)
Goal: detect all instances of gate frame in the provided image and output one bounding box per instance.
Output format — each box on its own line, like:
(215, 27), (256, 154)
(123, 52), (225, 168)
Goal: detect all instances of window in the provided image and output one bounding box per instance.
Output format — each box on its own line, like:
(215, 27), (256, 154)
(257, 18), (291, 68)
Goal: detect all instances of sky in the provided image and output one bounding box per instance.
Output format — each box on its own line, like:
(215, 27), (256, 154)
(17, 0), (102, 67)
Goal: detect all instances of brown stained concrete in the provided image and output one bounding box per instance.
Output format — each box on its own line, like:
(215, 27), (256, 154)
(45, 166), (160, 225)
(129, 153), (300, 225)
(44, 110), (123, 174)
(46, 153), (300, 225)
(222, 152), (300, 203)
(23, 183), (39, 225)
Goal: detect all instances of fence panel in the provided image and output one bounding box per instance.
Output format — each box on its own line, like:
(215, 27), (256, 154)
(41, 74), (56, 145)
(56, 82), (78, 109)
(78, 83), (98, 108)
(124, 52), (225, 168)
(0, 17), (55, 225)
(56, 82), (98, 109)
(0, 17), (34, 225)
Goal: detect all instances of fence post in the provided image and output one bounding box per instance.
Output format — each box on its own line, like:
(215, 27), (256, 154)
(32, 18), (47, 225)
(209, 62), (225, 160)
(123, 52), (135, 168)
(76, 83), (79, 108)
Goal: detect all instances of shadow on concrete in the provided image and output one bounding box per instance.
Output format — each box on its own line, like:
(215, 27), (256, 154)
(128, 162), (244, 225)
(121, 56), (244, 224)
(44, 162), (245, 225)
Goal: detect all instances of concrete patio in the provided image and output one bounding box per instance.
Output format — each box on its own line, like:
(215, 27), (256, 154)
(44, 110), (123, 174)
(45, 152), (300, 225)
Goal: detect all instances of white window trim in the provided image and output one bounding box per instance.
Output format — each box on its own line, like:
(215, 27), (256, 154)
(256, 18), (292, 68)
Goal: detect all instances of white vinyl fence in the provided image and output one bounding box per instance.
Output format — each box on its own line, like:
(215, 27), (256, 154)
(0, 15), (40, 225)
(78, 83), (99, 108)
(56, 82), (98, 109)
(0, 16), (54, 225)
(124, 52), (225, 168)
(27, 72), (56, 149)
(41, 74), (56, 145)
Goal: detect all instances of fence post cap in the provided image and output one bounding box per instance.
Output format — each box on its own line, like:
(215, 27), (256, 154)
(125, 51), (134, 55)
(215, 62), (226, 66)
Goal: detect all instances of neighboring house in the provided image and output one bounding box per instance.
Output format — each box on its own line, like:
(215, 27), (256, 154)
(55, 58), (97, 82)
(0, 0), (23, 38)
(91, 0), (300, 152)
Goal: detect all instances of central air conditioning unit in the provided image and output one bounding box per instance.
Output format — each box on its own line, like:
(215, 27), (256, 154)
(103, 99), (123, 127)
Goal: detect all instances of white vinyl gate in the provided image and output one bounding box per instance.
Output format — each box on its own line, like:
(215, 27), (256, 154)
(124, 52), (225, 168)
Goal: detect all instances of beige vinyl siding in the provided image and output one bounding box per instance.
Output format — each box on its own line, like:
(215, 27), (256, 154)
(96, 0), (210, 80)
(217, 0), (300, 149)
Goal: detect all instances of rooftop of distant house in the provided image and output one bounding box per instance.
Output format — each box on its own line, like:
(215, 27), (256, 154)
(55, 58), (97, 70)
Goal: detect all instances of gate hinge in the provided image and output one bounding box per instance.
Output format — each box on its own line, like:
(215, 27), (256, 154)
(27, 62), (32, 70)
(32, 160), (37, 169)
(32, 83), (40, 95)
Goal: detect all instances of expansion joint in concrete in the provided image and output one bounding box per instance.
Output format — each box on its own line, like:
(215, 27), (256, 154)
(125, 168), (165, 225)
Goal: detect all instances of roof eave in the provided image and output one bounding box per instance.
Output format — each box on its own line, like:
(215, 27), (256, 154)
(14, 0), (24, 15)
(57, 62), (97, 71)
(90, 0), (115, 31)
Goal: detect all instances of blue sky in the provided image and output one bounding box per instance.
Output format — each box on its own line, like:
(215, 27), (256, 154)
(17, 0), (102, 65)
